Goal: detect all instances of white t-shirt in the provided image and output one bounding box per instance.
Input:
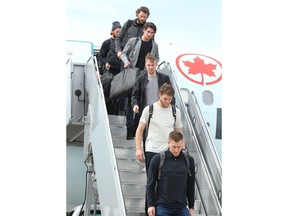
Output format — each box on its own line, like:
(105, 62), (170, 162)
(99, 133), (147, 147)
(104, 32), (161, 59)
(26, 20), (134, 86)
(140, 102), (183, 153)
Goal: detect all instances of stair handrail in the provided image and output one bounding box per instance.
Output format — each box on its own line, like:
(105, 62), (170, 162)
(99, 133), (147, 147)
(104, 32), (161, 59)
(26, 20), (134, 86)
(158, 61), (222, 215)
(82, 56), (127, 215)
(187, 89), (222, 204)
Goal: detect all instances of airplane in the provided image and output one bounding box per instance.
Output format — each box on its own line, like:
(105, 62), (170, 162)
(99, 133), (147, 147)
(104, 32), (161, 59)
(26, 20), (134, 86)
(66, 38), (222, 216)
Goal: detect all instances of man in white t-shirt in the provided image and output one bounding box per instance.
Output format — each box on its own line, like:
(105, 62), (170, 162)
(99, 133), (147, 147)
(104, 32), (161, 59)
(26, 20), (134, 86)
(135, 83), (183, 174)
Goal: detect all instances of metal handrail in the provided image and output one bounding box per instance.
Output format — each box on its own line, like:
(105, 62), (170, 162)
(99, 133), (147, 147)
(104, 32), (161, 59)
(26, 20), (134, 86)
(187, 90), (222, 203)
(158, 61), (222, 215)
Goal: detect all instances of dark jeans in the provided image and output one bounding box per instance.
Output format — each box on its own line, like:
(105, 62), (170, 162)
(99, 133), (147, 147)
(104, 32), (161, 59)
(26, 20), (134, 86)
(156, 206), (190, 216)
(125, 95), (134, 128)
(118, 96), (125, 113)
(144, 152), (157, 176)
(105, 100), (118, 115)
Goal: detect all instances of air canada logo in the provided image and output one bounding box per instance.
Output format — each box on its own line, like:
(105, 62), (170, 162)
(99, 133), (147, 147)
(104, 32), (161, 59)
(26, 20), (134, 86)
(176, 53), (222, 85)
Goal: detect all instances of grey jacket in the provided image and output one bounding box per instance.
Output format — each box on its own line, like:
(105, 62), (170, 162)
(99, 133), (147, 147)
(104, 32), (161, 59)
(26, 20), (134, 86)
(120, 37), (159, 68)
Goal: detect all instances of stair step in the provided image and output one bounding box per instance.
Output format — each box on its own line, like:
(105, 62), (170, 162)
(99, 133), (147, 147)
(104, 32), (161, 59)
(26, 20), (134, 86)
(114, 146), (137, 159)
(119, 170), (146, 184)
(124, 197), (145, 212)
(108, 115), (126, 125)
(122, 184), (146, 197)
(116, 158), (144, 171)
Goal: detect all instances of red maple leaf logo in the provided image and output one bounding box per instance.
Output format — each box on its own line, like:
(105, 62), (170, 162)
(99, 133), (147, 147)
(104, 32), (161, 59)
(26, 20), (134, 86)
(183, 56), (217, 77)
(176, 53), (222, 85)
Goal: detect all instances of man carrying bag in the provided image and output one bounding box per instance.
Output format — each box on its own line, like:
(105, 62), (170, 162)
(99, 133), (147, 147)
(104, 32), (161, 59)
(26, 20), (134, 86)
(114, 22), (159, 140)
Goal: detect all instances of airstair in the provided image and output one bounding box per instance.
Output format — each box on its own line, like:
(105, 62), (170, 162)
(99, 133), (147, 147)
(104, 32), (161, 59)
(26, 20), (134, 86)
(66, 55), (222, 215)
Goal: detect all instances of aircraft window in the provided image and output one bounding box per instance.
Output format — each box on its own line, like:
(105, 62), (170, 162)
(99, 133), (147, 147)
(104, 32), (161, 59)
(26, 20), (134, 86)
(202, 90), (213, 105)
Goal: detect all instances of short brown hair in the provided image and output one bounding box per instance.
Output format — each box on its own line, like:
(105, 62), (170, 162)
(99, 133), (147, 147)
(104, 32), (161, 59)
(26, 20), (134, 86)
(145, 53), (158, 63)
(136, 6), (150, 17)
(169, 131), (183, 142)
(159, 83), (174, 97)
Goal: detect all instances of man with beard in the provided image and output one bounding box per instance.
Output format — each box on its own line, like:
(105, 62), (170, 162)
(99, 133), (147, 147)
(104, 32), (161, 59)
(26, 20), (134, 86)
(135, 83), (183, 175)
(115, 6), (150, 59)
(114, 6), (151, 139)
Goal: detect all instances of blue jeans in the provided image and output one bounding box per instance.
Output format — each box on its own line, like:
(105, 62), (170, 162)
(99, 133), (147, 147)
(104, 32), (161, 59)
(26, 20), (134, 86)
(156, 205), (190, 216)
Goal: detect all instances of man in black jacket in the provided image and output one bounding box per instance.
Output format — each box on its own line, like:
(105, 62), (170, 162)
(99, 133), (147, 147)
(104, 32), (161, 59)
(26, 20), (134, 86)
(131, 53), (171, 138)
(98, 21), (122, 115)
(98, 21), (122, 75)
(146, 131), (195, 216)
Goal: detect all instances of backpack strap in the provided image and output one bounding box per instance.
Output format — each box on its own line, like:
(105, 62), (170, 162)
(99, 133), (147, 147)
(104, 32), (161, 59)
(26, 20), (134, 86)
(146, 104), (153, 134)
(122, 19), (133, 40)
(171, 105), (176, 127)
(182, 149), (192, 177)
(158, 151), (166, 179)
(126, 19), (133, 29)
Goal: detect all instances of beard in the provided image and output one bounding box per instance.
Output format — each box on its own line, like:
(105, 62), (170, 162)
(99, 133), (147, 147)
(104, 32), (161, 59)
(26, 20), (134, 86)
(158, 99), (170, 108)
(148, 70), (156, 75)
(137, 19), (146, 25)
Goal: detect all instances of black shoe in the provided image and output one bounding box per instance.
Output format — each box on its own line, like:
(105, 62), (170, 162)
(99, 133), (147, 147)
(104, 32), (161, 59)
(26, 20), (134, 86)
(126, 127), (134, 140)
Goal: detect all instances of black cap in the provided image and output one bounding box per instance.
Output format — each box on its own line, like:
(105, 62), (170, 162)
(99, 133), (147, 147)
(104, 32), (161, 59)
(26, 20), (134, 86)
(111, 21), (121, 32)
